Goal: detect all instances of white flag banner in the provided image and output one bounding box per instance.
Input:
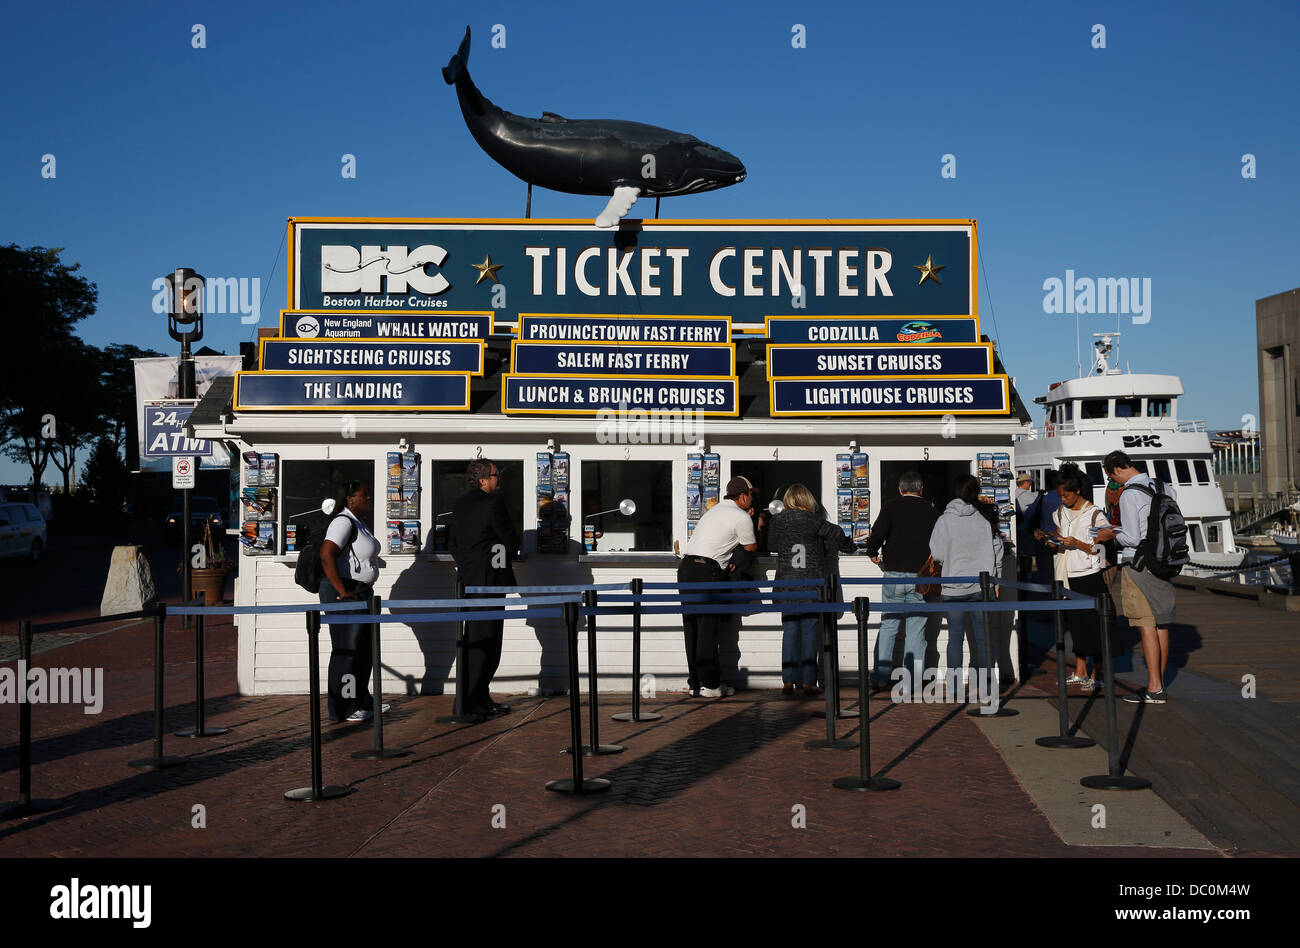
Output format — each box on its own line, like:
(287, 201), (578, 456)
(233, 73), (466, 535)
(133, 355), (243, 471)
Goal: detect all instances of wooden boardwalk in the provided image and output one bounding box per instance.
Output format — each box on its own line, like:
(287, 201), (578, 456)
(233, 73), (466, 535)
(1039, 587), (1300, 854)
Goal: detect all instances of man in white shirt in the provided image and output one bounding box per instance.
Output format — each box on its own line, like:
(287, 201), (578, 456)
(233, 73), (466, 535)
(678, 476), (758, 697)
(1095, 450), (1176, 704)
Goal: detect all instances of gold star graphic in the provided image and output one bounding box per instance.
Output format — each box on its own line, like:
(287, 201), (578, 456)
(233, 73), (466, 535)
(913, 254), (945, 286)
(472, 254), (504, 284)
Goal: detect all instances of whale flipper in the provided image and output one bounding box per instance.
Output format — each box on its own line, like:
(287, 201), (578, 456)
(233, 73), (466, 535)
(595, 186), (640, 228)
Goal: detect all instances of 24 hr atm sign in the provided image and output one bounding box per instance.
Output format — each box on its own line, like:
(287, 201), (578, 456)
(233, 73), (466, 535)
(289, 219), (976, 324)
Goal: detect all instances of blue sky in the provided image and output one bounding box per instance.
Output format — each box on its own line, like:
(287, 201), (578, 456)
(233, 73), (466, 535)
(3, 0), (1297, 483)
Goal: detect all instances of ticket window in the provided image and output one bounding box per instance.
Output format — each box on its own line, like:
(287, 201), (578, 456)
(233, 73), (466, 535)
(879, 461), (971, 510)
(280, 460), (376, 552)
(431, 459), (525, 552)
(730, 461), (823, 514)
(580, 460), (673, 551)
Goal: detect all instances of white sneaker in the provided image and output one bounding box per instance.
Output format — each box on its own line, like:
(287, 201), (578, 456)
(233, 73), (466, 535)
(698, 685), (734, 698)
(1065, 674), (1086, 685)
(346, 709), (373, 722)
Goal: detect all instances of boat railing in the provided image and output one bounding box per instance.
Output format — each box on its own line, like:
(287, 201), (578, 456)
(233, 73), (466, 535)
(1019, 418), (1205, 440)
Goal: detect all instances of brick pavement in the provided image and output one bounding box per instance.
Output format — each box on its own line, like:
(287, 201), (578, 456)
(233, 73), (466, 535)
(1, 614), (1226, 858)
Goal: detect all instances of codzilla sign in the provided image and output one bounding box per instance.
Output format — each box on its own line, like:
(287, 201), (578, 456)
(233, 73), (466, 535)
(320, 245), (450, 295)
(1123, 435), (1162, 448)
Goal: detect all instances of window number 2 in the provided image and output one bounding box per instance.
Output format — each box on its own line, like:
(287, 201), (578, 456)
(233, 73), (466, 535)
(476, 446), (483, 459)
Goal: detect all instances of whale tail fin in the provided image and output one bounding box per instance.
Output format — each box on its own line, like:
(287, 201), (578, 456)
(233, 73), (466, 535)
(442, 26), (471, 85)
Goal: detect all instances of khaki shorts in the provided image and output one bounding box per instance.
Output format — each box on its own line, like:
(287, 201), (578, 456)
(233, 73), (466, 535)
(1119, 568), (1155, 628)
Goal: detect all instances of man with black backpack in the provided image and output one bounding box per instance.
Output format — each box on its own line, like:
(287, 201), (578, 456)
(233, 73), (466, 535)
(1095, 450), (1188, 705)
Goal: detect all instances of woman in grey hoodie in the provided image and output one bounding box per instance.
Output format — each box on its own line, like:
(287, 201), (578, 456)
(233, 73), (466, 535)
(929, 474), (1004, 685)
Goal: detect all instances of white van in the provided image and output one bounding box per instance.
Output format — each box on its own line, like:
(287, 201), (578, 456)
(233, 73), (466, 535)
(0, 502), (47, 561)
(2, 486), (54, 523)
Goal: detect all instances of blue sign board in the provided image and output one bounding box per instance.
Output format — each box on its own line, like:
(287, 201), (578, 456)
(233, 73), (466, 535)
(234, 373), (471, 411)
(512, 341), (734, 377)
(143, 403), (212, 457)
(504, 375), (738, 416)
(770, 377), (1009, 416)
(517, 314), (730, 343)
(768, 343), (992, 378)
(279, 310), (493, 340)
(291, 220), (975, 323)
(260, 339), (485, 374)
(765, 316), (980, 345)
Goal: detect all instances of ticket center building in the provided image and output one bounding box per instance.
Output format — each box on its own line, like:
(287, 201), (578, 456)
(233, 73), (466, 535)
(190, 217), (1031, 697)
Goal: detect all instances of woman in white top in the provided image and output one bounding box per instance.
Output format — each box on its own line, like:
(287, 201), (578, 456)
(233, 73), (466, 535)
(319, 481), (386, 723)
(1034, 464), (1112, 691)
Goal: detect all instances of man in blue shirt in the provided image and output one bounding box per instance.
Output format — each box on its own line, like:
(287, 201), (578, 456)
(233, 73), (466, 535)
(1095, 450), (1176, 704)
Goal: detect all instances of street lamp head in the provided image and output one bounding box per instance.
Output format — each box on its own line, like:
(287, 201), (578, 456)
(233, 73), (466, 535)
(164, 268), (205, 346)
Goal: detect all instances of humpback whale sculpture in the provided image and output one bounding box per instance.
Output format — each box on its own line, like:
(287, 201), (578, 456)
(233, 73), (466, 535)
(443, 27), (746, 227)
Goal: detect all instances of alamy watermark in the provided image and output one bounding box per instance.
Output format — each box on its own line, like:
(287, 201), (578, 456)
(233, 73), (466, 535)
(151, 275), (261, 325)
(1042, 270), (1150, 324)
(0, 661), (104, 714)
(596, 401), (705, 444)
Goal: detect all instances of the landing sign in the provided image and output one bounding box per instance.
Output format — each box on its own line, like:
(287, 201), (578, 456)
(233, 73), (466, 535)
(504, 376), (739, 416)
(279, 309), (493, 340)
(511, 341), (735, 377)
(233, 373), (471, 411)
(768, 343), (993, 378)
(770, 377), (1010, 416)
(260, 339), (485, 374)
(765, 316), (980, 345)
(290, 219), (976, 324)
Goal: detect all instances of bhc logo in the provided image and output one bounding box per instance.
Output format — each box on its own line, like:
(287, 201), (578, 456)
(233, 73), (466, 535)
(320, 245), (451, 295)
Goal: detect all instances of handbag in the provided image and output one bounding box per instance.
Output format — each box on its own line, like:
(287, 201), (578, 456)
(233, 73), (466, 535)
(915, 555), (942, 600)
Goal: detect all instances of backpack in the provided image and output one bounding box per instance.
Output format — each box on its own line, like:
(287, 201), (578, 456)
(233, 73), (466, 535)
(1126, 481), (1190, 580)
(293, 513), (357, 593)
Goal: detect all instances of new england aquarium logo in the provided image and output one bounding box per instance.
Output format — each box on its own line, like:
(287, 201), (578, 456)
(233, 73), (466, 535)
(896, 321), (943, 343)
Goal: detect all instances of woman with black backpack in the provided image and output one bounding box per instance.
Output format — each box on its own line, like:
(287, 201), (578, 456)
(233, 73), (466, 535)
(319, 481), (387, 724)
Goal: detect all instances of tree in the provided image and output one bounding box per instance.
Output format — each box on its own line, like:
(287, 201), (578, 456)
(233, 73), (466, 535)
(79, 436), (130, 509)
(98, 343), (163, 455)
(0, 245), (97, 485)
(46, 339), (110, 494)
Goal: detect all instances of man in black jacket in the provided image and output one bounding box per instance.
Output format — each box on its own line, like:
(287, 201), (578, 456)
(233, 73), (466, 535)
(449, 459), (519, 718)
(863, 472), (939, 692)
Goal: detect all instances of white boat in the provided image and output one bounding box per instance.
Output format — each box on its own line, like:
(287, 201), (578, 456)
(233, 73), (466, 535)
(1273, 533), (1300, 554)
(1014, 333), (1247, 576)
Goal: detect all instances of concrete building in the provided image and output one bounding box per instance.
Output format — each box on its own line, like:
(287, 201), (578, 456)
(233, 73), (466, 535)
(1257, 287), (1300, 494)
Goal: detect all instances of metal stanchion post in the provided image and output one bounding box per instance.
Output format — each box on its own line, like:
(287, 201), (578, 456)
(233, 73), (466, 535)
(130, 604), (187, 771)
(813, 575), (858, 720)
(1, 619), (65, 818)
(177, 593), (229, 738)
(1081, 591), (1151, 790)
(354, 594), (410, 760)
(613, 577), (660, 723)
(835, 597), (900, 791)
(548, 600), (610, 794)
(806, 593), (857, 751)
(567, 590), (623, 755)
(1037, 580), (1095, 748)
(969, 570), (1017, 717)
(287, 609), (352, 801)
(438, 580), (480, 724)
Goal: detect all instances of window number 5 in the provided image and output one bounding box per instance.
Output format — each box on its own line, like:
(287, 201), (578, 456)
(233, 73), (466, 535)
(924, 447), (930, 461)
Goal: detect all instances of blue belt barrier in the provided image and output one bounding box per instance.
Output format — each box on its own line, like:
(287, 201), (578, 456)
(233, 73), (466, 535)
(166, 600), (369, 617)
(382, 594), (581, 609)
(643, 579), (823, 591)
(600, 591), (821, 604)
(640, 602), (852, 616)
(464, 583), (632, 594)
(996, 579), (1057, 594)
(321, 607), (565, 625)
(839, 575), (982, 585)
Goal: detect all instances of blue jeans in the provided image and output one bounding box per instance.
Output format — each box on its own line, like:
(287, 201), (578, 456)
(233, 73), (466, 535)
(875, 572), (926, 687)
(943, 592), (986, 673)
(781, 613), (820, 685)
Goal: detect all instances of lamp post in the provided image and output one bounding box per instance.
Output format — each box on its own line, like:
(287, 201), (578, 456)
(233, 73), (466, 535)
(164, 268), (204, 609)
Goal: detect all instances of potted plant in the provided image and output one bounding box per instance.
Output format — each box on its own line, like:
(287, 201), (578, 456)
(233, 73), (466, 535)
(188, 520), (235, 605)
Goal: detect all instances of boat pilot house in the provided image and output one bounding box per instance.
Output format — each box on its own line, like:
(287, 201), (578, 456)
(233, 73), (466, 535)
(190, 218), (1031, 696)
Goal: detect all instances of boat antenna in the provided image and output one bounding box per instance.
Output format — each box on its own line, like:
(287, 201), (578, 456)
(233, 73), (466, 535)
(1075, 313), (1082, 378)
